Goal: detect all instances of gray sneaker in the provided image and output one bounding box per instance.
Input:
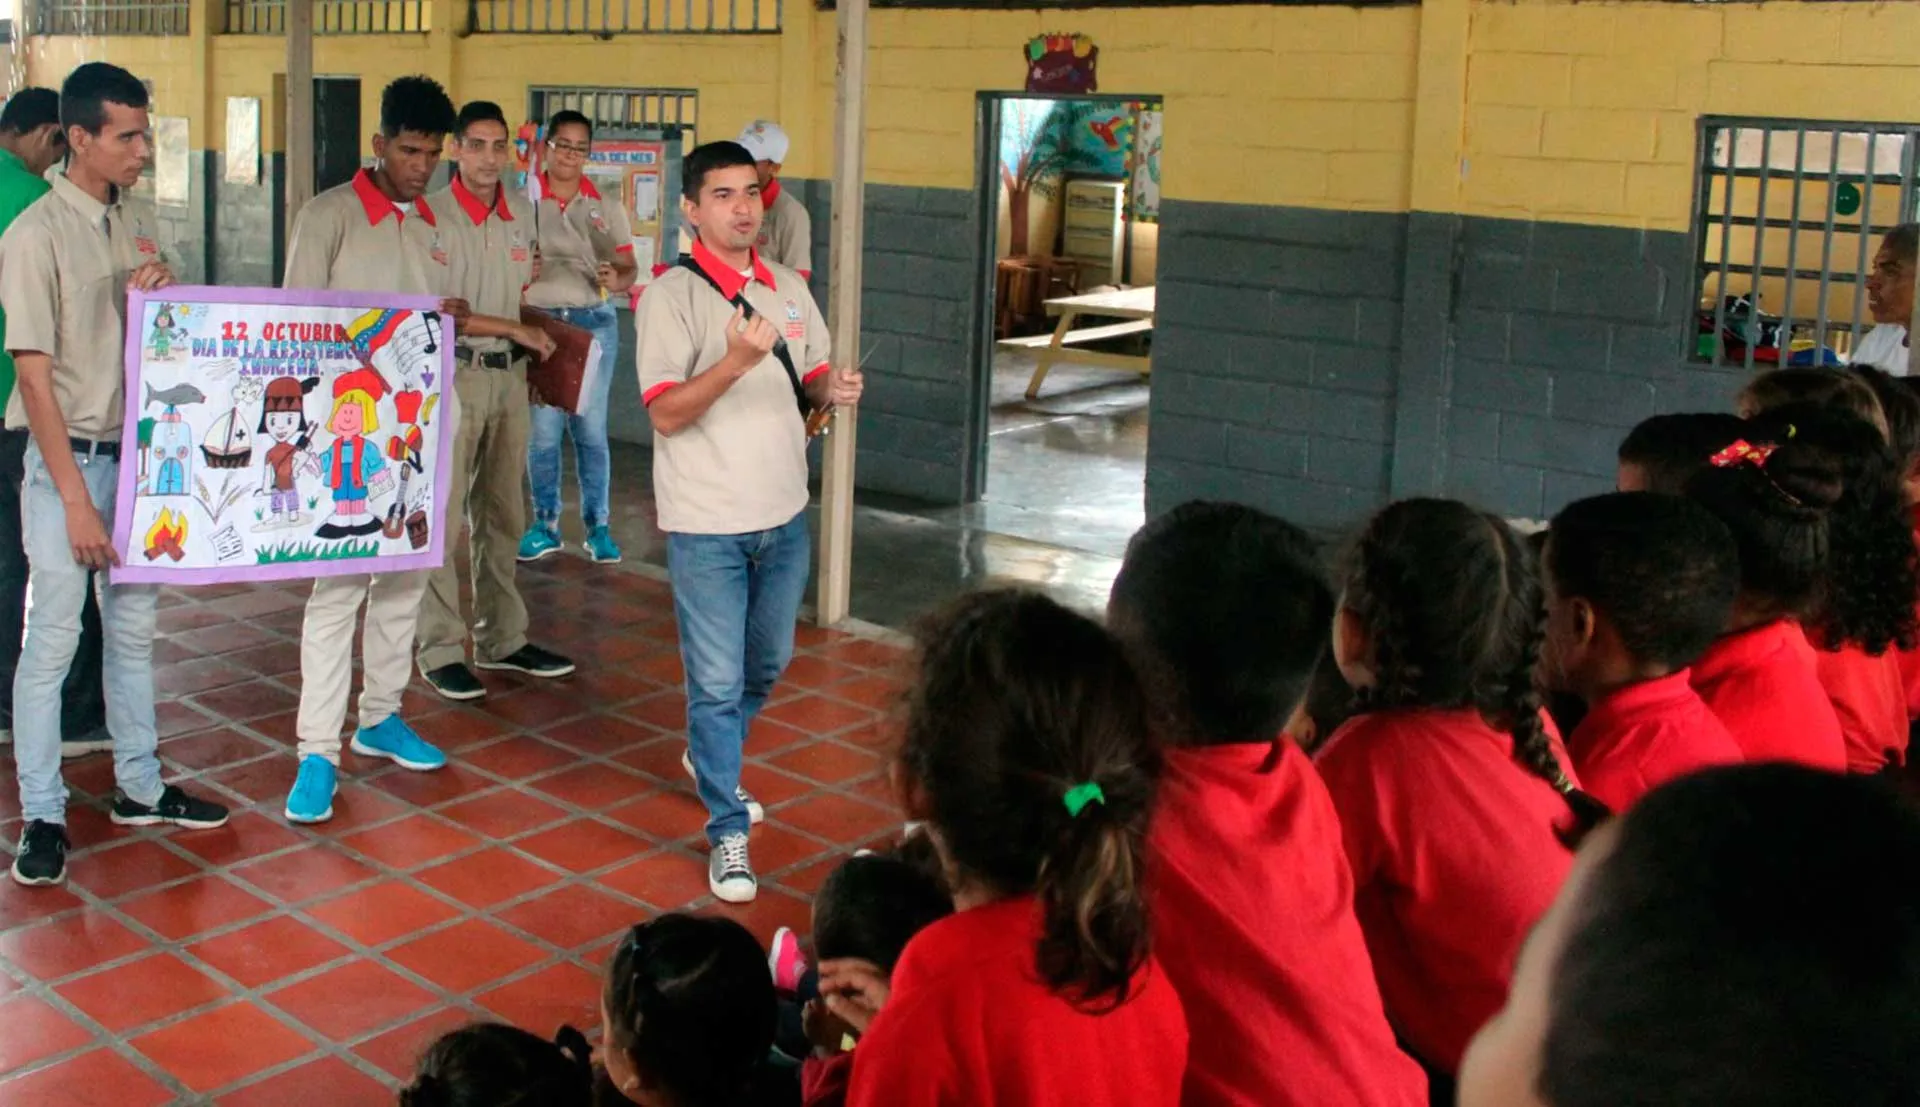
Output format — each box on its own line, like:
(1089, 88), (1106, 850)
(708, 832), (757, 904)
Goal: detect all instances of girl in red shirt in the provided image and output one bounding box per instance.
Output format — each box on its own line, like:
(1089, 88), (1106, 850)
(819, 590), (1187, 1107)
(1315, 499), (1602, 1085)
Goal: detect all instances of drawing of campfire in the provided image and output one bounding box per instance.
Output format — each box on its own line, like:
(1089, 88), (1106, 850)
(145, 508), (188, 561)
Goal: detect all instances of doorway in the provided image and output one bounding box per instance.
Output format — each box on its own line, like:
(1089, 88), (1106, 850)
(313, 77), (362, 195)
(968, 92), (1162, 560)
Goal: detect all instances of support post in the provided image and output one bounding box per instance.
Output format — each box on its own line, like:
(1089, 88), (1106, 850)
(285, 0), (315, 244)
(815, 0), (866, 627)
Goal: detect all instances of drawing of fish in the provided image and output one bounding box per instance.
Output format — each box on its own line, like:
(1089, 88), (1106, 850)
(145, 382), (206, 408)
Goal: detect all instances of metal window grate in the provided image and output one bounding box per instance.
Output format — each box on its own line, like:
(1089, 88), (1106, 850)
(28, 0), (188, 34)
(468, 0), (777, 34)
(223, 0), (429, 33)
(1692, 115), (1920, 369)
(528, 85), (697, 141)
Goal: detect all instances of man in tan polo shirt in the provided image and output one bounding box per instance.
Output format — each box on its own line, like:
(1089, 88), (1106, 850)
(737, 121), (812, 280)
(415, 100), (567, 703)
(637, 140), (862, 903)
(2, 63), (230, 887)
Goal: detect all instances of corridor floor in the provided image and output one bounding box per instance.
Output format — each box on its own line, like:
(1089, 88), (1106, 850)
(0, 555), (908, 1105)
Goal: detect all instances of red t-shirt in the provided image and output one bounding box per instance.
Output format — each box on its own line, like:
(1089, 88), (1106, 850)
(1897, 506), (1920, 722)
(1313, 708), (1577, 1075)
(1151, 741), (1427, 1107)
(1691, 621), (1846, 770)
(1815, 642), (1909, 772)
(1568, 670), (1744, 811)
(845, 895), (1187, 1107)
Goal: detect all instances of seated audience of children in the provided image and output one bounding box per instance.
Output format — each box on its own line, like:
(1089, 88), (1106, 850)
(1108, 501), (1427, 1107)
(1615, 412), (1748, 494)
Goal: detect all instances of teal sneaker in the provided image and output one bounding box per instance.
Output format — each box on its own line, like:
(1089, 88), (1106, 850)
(585, 525), (623, 564)
(284, 756), (337, 824)
(350, 716), (446, 772)
(517, 524), (563, 563)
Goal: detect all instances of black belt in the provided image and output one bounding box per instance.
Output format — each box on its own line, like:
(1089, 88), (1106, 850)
(69, 437), (119, 460)
(457, 348), (514, 370)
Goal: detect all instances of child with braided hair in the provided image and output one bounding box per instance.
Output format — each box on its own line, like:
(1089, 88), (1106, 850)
(1314, 498), (1602, 1089)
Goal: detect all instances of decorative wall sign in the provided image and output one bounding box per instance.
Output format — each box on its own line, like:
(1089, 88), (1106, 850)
(1025, 33), (1098, 95)
(225, 97), (261, 186)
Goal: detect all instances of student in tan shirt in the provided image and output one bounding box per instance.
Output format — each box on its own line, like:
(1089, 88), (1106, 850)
(636, 141), (862, 903)
(415, 100), (570, 702)
(737, 121), (812, 279)
(520, 110), (639, 566)
(2, 64), (230, 888)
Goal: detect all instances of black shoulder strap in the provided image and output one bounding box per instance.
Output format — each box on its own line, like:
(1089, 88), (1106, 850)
(676, 255), (810, 421)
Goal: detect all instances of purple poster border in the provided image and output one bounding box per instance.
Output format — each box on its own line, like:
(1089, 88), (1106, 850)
(109, 285), (458, 586)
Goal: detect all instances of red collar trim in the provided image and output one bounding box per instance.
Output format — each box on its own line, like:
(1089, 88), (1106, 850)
(691, 237), (776, 301)
(540, 172), (600, 212)
(450, 173), (513, 224)
(760, 177), (783, 207)
(352, 169), (436, 227)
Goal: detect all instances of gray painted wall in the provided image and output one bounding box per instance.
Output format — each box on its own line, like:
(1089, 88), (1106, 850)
(210, 151), (285, 288)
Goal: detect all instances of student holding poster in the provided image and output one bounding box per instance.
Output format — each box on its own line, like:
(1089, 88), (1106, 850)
(2, 64), (231, 887)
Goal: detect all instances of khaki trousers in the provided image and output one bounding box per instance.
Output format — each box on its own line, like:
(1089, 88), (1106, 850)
(415, 358), (532, 672)
(296, 570), (429, 761)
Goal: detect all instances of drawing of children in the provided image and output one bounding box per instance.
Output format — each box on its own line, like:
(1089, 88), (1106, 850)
(256, 376), (317, 530)
(312, 368), (394, 539)
(147, 304), (188, 362)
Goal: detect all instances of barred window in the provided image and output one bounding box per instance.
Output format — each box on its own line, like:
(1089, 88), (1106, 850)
(1693, 115), (1920, 370)
(528, 86), (697, 142)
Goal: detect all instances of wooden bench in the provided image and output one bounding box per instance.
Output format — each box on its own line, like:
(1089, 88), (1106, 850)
(997, 318), (1153, 351)
(999, 287), (1157, 400)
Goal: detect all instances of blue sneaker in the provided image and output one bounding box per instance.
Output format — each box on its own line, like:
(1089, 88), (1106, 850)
(585, 525), (623, 564)
(285, 756), (337, 824)
(350, 716), (446, 772)
(517, 524), (563, 563)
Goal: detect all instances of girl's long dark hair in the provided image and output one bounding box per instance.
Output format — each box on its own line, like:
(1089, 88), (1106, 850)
(400, 1022), (593, 1107)
(1342, 499), (1606, 840)
(901, 589), (1159, 1010)
(603, 914), (777, 1107)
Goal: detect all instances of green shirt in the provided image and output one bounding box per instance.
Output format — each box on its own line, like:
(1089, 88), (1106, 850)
(0, 148), (51, 408)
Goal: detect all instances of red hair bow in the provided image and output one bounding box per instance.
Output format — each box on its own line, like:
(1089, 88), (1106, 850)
(1709, 440), (1777, 469)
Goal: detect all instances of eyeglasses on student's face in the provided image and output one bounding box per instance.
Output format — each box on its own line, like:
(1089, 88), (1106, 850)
(548, 140), (591, 158)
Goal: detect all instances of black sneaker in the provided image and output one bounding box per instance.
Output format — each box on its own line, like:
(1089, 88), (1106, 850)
(475, 644), (577, 679)
(424, 662), (487, 701)
(111, 785), (230, 830)
(11, 820), (68, 886)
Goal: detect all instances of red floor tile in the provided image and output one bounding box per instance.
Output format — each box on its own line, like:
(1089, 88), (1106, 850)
(0, 882), (84, 933)
(619, 692), (688, 734)
(351, 1006), (475, 1081)
(737, 763), (819, 809)
(186, 915), (354, 989)
(825, 673), (907, 710)
(415, 848), (563, 909)
(0, 909), (150, 981)
(304, 881), (462, 948)
(513, 818), (653, 874)
(266, 959), (439, 1042)
(525, 763), (654, 811)
(209, 589), (307, 620)
(745, 717), (816, 757)
(169, 811), (308, 867)
(174, 621), (284, 657)
(771, 853), (842, 898)
(780, 653), (863, 690)
(129, 1001), (317, 1093)
(0, 995), (93, 1075)
(747, 822), (838, 875)
(604, 790), (707, 844)
(156, 700), (220, 739)
(759, 695), (877, 737)
(766, 741), (884, 786)
(495, 884), (646, 951)
(360, 763), (496, 809)
(229, 641), (304, 680)
(116, 875), (276, 941)
(564, 668), (661, 710)
(436, 788), (571, 839)
(540, 715), (657, 757)
(459, 736), (578, 783)
(0, 1046), (175, 1107)
(187, 681), (303, 725)
(155, 657), (256, 697)
(386, 918), (551, 994)
(631, 651), (686, 687)
(340, 815), (483, 871)
(407, 708), (514, 752)
(483, 689), (592, 730)
(814, 637), (906, 671)
(216, 1055), (394, 1106)
(158, 728), (278, 773)
(55, 952), (229, 1033)
(306, 784), (417, 836)
(596, 851), (709, 912)
(474, 961), (600, 1036)
(711, 885), (814, 948)
(614, 736), (691, 784)
(774, 793), (901, 845)
(232, 845), (380, 904)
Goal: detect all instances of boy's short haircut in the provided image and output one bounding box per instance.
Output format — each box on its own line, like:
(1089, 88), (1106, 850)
(548, 109), (593, 139)
(1547, 492), (1739, 672)
(454, 100), (508, 139)
(1108, 501), (1333, 746)
(1541, 763), (1920, 1107)
(1617, 413), (1750, 494)
(813, 853), (954, 973)
(0, 88), (60, 135)
(380, 75), (456, 139)
(681, 140), (757, 202)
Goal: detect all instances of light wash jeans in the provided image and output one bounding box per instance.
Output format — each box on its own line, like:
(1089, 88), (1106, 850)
(528, 303), (618, 530)
(15, 440), (162, 825)
(668, 511), (811, 844)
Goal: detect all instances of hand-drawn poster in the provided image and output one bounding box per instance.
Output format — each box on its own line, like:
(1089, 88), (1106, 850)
(111, 287), (456, 585)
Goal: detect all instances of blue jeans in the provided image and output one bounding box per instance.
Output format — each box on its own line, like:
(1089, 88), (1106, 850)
(15, 440), (162, 825)
(528, 303), (618, 529)
(668, 512), (811, 844)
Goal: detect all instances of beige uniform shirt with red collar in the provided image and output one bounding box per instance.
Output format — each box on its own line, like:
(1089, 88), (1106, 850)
(427, 175), (536, 355)
(636, 239), (830, 535)
(755, 179), (812, 279)
(526, 174), (634, 310)
(284, 168), (452, 296)
(0, 174), (164, 440)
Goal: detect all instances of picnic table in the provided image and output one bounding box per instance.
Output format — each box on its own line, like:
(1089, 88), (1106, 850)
(998, 285), (1155, 400)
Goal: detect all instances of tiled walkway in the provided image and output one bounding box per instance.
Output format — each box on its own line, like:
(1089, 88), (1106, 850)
(0, 556), (908, 1105)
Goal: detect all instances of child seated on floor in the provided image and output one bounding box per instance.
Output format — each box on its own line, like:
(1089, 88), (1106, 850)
(401, 1022), (594, 1107)
(1107, 501), (1427, 1107)
(1458, 763), (1920, 1107)
(1739, 365), (1890, 437)
(1540, 492), (1744, 812)
(1615, 412), (1749, 494)
(601, 913), (794, 1107)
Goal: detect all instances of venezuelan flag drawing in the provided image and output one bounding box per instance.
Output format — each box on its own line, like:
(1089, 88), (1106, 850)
(346, 308), (410, 363)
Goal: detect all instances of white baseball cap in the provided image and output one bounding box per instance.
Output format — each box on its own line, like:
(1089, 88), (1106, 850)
(737, 120), (790, 164)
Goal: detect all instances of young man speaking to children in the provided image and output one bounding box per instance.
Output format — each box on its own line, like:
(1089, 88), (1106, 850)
(635, 141), (862, 903)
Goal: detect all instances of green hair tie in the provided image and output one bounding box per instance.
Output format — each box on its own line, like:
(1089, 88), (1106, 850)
(1063, 781), (1106, 817)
